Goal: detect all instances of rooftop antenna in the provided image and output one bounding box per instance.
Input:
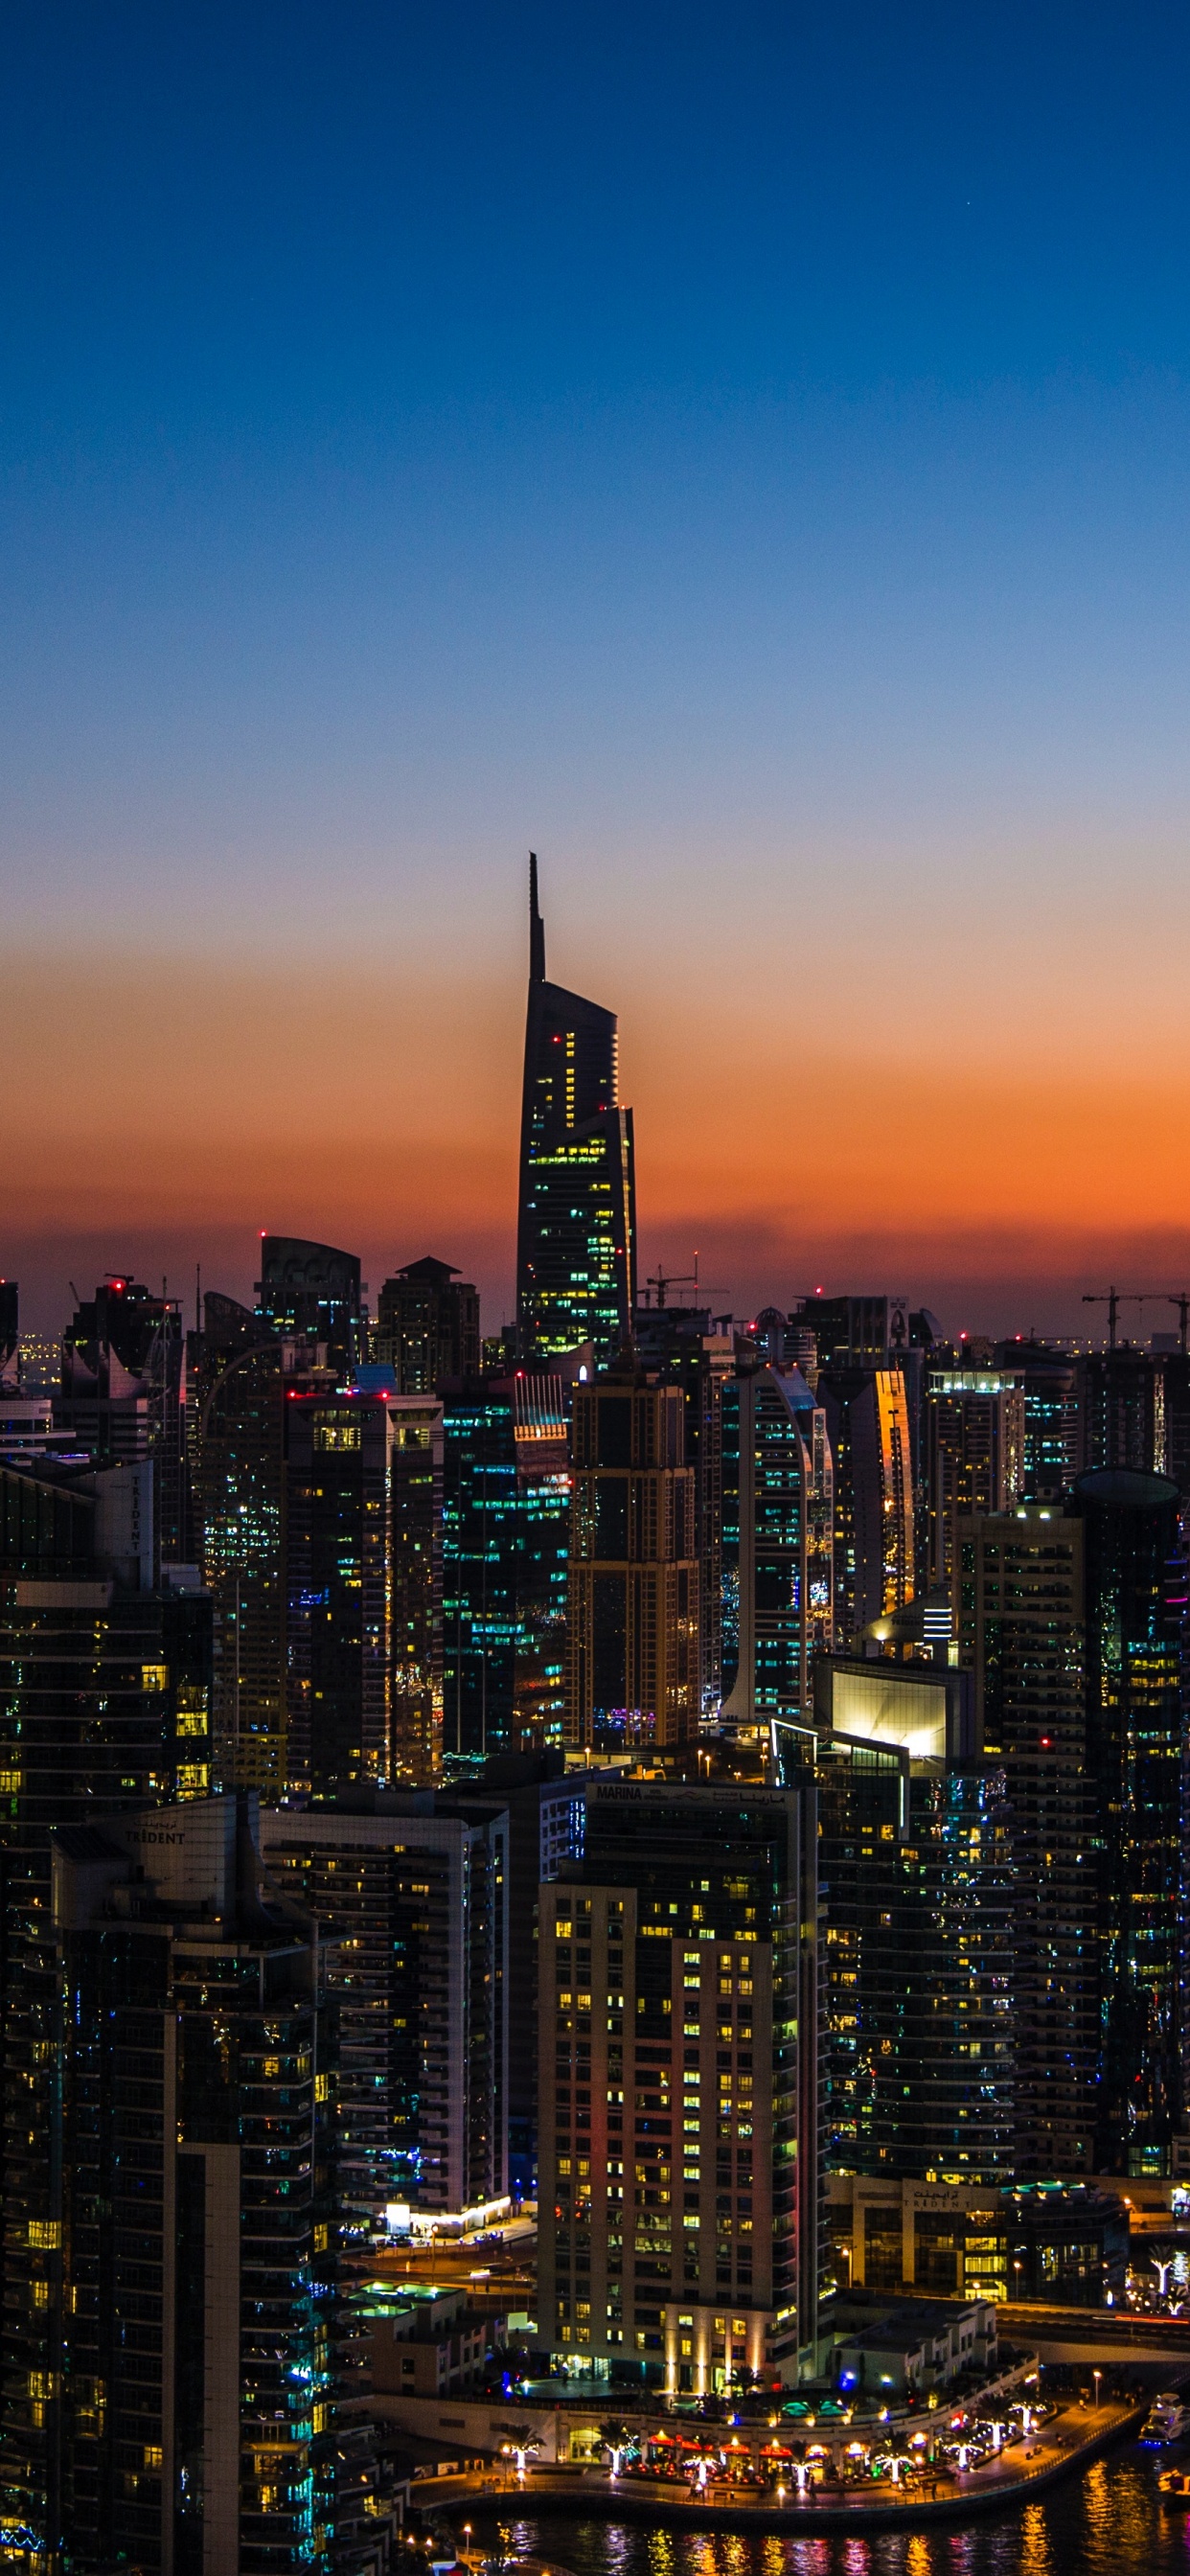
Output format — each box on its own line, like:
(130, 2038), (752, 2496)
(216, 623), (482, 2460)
(529, 851), (545, 983)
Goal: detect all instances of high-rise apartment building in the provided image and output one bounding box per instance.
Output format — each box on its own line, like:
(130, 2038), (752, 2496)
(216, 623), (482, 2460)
(996, 1339), (1080, 1500)
(1078, 1345), (1163, 1478)
(564, 1368), (699, 1752)
(441, 1372), (570, 1765)
(58, 1276), (190, 1569)
(516, 857), (636, 1367)
(30, 1797), (371, 2576)
(958, 1505), (1097, 2174)
(437, 1753), (586, 2197)
(0, 1464), (223, 2575)
(960, 1476), (1188, 2174)
(257, 1235), (363, 1374)
(850, 1368), (916, 1632)
(261, 1798), (510, 2229)
(817, 1737), (1016, 2186)
(721, 1362), (833, 1744)
(537, 1775), (820, 2391)
(632, 1304), (734, 1720)
(924, 1368), (1025, 1596)
(375, 1258), (480, 1391)
(1073, 1466), (1188, 2172)
(191, 1294), (298, 1794)
(284, 1390), (444, 1794)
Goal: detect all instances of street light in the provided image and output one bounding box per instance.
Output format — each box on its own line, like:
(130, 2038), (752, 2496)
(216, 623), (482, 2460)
(1093, 2370), (1102, 2411)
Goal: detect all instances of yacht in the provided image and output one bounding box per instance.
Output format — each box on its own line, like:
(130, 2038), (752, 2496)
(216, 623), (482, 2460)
(1141, 2392), (1188, 2446)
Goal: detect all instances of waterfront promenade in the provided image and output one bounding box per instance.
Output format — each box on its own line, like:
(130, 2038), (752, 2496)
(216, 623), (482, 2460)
(412, 2391), (1145, 2535)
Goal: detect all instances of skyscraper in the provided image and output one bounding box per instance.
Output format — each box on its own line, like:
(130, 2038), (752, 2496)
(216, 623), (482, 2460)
(537, 1773), (820, 2390)
(564, 1364), (699, 1753)
(257, 1235), (363, 1375)
(958, 1505), (1098, 2175)
(995, 1338), (1080, 1501)
(283, 1389), (444, 1794)
(633, 1304), (734, 1719)
(440, 1370), (571, 1765)
(516, 856), (636, 1368)
(0, 1461), (217, 2572)
(923, 1366), (1025, 1596)
(190, 1293), (298, 1796)
(58, 1276), (191, 1570)
(1073, 1466), (1188, 2172)
(41, 1798), (352, 2576)
(720, 1360), (834, 1745)
(960, 1478), (1188, 2175)
(375, 1258), (480, 1391)
(850, 1368), (916, 1632)
(817, 1736), (1016, 2186)
(261, 1797), (510, 2229)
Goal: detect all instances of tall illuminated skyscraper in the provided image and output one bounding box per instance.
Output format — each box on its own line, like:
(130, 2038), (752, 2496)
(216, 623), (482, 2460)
(516, 856), (636, 1367)
(850, 1368), (916, 1630)
(721, 1360), (834, 1744)
(564, 1367), (699, 1753)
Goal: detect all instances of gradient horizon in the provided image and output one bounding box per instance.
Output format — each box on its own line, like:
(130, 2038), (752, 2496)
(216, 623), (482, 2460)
(4, 4), (1190, 1342)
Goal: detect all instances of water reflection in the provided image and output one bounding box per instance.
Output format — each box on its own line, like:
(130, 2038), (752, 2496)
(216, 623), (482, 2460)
(466, 2445), (1184, 2576)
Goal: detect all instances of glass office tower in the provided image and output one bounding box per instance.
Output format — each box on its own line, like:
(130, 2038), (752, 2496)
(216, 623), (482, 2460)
(516, 856), (636, 1367)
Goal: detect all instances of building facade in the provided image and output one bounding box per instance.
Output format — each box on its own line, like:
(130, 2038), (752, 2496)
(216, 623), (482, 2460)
(31, 1798), (361, 2576)
(516, 857), (636, 1368)
(284, 1391), (444, 1794)
(958, 1504), (1096, 2174)
(1073, 1466), (1188, 2172)
(375, 1258), (480, 1391)
(537, 1776), (819, 2392)
(721, 1362), (834, 1743)
(923, 1368), (1025, 1596)
(564, 1372), (699, 1753)
(817, 1737), (1016, 2187)
(850, 1369), (916, 1632)
(260, 1799), (510, 2230)
(441, 1374), (570, 1765)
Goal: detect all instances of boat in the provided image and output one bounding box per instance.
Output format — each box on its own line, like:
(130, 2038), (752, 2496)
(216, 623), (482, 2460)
(1157, 2466), (1190, 2505)
(1141, 2393), (1189, 2446)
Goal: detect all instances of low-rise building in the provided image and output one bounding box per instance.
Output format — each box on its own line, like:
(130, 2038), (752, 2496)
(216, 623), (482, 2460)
(367, 2287), (507, 2399)
(829, 2295), (997, 2401)
(825, 2173), (1129, 2307)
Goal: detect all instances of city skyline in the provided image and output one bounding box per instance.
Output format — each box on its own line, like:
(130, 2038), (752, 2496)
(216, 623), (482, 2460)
(10, 842), (1190, 1346)
(6, 9), (1190, 1336)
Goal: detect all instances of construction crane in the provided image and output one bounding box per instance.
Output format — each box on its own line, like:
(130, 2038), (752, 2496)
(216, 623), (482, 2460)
(1081, 1288), (1156, 1349)
(1081, 1287), (1190, 1349)
(640, 1253), (726, 1312)
(1169, 1295), (1190, 1354)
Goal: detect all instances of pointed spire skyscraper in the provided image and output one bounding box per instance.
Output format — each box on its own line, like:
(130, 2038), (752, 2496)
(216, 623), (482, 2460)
(516, 855), (636, 1366)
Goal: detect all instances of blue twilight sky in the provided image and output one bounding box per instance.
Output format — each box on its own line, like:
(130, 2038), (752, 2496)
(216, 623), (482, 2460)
(4, 3), (1190, 1333)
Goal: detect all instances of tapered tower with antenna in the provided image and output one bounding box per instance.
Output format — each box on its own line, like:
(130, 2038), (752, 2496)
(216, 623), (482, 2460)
(516, 853), (636, 1366)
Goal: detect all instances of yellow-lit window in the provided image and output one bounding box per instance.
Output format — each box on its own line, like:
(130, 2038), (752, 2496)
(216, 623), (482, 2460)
(141, 1665), (169, 1693)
